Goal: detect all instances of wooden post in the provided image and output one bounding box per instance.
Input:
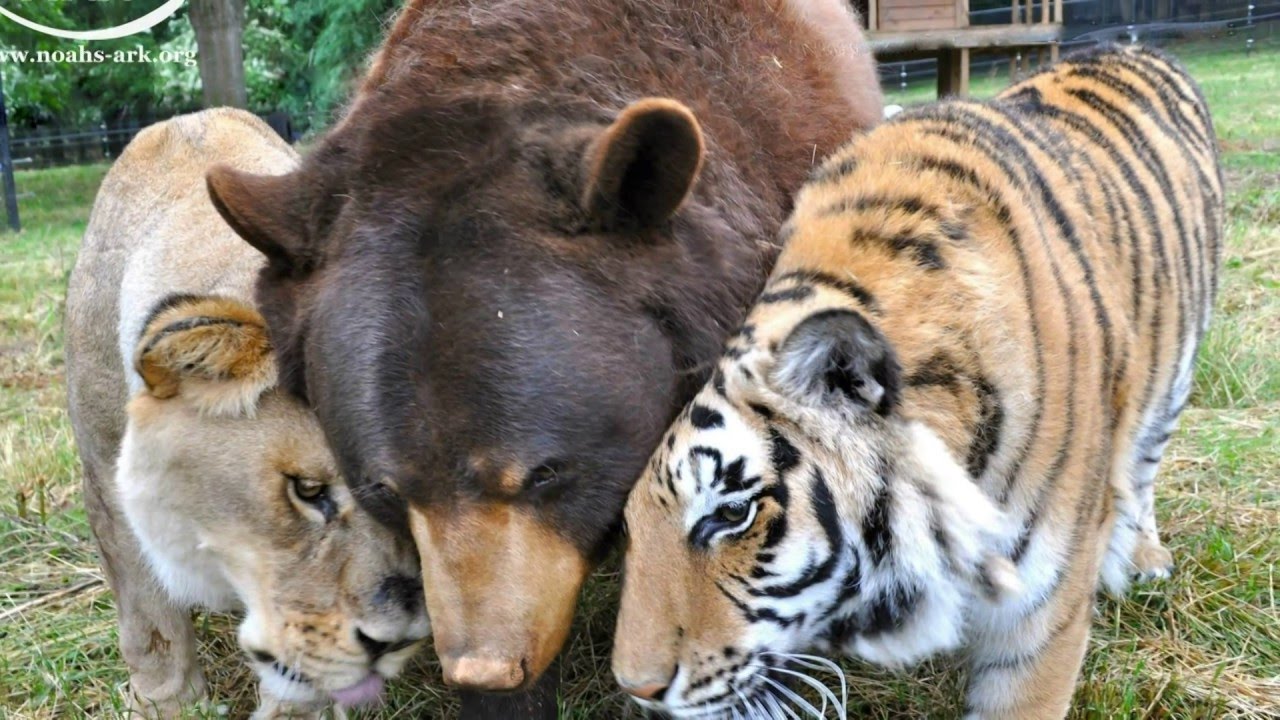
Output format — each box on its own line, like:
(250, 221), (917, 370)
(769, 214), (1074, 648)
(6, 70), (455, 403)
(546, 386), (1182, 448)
(0, 69), (18, 232)
(868, 0), (878, 32)
(937, 47), (970, 98)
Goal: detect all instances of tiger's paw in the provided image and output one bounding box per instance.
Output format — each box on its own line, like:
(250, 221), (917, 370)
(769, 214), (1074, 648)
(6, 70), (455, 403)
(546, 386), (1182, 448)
(1130, 539), (1174, 584)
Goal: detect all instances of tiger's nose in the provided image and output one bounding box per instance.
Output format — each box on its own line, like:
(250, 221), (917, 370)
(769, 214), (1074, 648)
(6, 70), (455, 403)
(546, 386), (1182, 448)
(621, 681), (668, 701)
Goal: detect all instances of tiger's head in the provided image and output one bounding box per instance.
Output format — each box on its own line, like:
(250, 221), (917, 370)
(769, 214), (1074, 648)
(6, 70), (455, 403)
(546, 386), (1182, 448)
(613, 279), (1020, 718)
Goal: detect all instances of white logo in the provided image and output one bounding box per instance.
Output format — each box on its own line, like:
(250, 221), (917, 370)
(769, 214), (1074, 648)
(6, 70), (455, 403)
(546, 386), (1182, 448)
(0, 0), (186, 41)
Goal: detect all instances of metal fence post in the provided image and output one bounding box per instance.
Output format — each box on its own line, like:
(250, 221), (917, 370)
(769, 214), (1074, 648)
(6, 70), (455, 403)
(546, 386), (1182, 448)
(0, 69), (20, 233)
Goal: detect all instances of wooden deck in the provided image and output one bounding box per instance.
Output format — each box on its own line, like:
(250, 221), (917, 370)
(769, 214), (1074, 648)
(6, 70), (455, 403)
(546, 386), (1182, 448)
(867, 23), (1064, 55)
(863, 0), (1065, 98)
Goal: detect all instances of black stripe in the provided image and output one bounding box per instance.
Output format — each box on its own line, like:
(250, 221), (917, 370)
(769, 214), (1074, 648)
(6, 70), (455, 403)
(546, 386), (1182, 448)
(809, 155), (858, 184)
(1058, 86), (1196, 428)
(1064, 85), (1194, 359)
(140, 293), (207, 339)
(768, 428), (800, 476)
(818, 193), (941, 220)
(992, 99), (1116, 389)
(966, 375), (1004, 480)
(905, 351), (962, 390)
(139, 316), (246, 358)
(863, 582), (921, 636)
(861, 461), (893, 565)
(758, 285), (814, 304)
(851, 229), (946, 271)
(918, 110), (1080, 508)
(770, 269), (878, 312)
(749, 470), (843, 599)
(689, 404), (724, 429)
(1066, 60), (1211, 154)
(901, 150), (1046, 503)
(1008, 89), (1171, 431)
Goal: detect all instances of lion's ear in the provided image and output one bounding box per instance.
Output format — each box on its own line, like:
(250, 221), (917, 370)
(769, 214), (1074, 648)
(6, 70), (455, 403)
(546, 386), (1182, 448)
(135, 295), (278, 417)
(581, 98), (705, 230)
(207, 165), (311, 267)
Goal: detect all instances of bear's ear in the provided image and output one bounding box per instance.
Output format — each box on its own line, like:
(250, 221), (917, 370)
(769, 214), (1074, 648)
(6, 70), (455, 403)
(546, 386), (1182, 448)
(135, 295), (277, 417)
(581, 98), (705, 230)
(206, 165), (311, 267)
(771, 309), (901, 415)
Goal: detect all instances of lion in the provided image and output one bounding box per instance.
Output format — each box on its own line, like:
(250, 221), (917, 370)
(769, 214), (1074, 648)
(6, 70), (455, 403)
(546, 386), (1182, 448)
(65, 108), (430, 719)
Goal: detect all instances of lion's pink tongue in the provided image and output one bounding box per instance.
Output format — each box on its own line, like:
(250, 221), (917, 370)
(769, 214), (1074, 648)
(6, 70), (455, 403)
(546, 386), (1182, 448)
(330, 673), (385, 707)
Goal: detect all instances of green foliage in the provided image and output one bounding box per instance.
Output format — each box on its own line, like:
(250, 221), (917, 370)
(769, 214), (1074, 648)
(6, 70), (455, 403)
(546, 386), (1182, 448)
(279, 0), (402, 124)
(0, 0), (400, 131)
(0, 0), (185, 125)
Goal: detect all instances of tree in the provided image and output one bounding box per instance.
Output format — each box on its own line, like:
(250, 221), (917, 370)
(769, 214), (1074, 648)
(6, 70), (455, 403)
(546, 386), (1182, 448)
(189, 0), (247, 108)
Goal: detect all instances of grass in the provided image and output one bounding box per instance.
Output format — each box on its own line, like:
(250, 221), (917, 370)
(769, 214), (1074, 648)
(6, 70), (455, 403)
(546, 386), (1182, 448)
(2, 38), (1278, 719)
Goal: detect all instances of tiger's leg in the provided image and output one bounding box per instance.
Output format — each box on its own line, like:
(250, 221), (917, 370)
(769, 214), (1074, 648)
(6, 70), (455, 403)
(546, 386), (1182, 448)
(962, 531), (1100, 720)
(1106, 407), (1183, 590)
(1128, 428), (1175, 584)
(1126, 347), (1201, 584)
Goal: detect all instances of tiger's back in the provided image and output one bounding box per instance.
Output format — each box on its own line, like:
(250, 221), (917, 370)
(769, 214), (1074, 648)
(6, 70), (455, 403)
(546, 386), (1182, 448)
(781, 44), (1219, 717)
(613, 45), (1221, 720)
(788, 41), (1219, 583)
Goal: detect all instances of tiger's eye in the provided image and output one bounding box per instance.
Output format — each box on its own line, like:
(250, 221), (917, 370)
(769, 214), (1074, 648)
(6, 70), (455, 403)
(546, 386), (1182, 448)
(717, 502), (749, 524)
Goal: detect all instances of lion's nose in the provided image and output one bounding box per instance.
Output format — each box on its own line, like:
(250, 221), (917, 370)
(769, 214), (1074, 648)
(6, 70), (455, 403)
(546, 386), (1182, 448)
(621, 682), (669, 701)
(356, 629), (392, 659)
(376, 575), (423, 613)
(440, 655), (526, 691)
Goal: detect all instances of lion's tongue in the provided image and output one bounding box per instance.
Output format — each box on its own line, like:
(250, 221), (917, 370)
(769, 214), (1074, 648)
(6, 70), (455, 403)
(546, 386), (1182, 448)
(330, 673), (385, 707)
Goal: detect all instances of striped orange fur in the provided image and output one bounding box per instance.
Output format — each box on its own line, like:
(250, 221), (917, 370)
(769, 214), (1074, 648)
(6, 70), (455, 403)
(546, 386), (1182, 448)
(612, 45), (1222, 720)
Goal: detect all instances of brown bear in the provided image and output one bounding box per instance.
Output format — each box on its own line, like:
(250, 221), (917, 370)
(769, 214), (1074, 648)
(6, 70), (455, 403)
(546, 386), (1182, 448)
(206, 0), (881, 714)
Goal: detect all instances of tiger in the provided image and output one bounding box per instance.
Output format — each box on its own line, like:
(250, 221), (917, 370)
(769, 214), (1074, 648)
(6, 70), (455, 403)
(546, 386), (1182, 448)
(612, 44), (1222, 720)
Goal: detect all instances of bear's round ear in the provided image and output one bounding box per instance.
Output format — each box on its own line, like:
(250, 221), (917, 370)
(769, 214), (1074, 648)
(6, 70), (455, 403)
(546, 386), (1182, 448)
(206, 165), (309, 267)
(581, 98), (705, 230)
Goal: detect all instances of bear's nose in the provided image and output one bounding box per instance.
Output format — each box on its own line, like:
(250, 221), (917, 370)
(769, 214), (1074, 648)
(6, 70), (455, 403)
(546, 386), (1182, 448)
(440, 654), (526, 691)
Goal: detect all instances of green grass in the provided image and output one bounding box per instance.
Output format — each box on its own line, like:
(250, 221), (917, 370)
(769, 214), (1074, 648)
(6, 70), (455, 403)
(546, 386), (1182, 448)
(2, 39), (1278, 719)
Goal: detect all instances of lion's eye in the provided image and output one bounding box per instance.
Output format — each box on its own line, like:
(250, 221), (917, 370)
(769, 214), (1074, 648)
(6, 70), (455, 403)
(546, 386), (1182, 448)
(287, 474), (330, 504)
(716, 501), (750, 525)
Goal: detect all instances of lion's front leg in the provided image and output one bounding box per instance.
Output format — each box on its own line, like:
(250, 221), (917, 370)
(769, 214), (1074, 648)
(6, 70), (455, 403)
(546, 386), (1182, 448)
(250, 693), (330, 720)
(84, 461), (206, 717)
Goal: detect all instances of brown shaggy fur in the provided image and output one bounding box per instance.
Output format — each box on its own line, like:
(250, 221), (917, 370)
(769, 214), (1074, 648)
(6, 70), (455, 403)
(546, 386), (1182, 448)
(205, 1), (882, 712)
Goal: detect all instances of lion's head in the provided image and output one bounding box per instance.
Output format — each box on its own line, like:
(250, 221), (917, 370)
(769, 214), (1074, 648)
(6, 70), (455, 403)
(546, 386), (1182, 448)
(115, 295), (430, 708)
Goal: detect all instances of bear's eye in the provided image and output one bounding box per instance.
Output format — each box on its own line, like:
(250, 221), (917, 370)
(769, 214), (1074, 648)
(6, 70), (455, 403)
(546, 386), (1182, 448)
(526, 460), (568, 490)
(716, 501), (750, 525)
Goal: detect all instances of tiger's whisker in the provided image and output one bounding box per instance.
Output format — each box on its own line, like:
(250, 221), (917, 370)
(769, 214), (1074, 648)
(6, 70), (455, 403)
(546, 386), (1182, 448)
(764, 687), (797, 720)
(764, 676), (827, 720)
(760, 652), (849, 712)
(766, 665), (845, 719)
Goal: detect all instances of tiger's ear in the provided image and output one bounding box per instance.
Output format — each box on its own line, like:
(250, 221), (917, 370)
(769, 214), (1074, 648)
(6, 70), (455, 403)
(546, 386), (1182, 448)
(581, 98), (705, 230)
(771, 309), (901, 415)
(135, 295), (278, 417)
